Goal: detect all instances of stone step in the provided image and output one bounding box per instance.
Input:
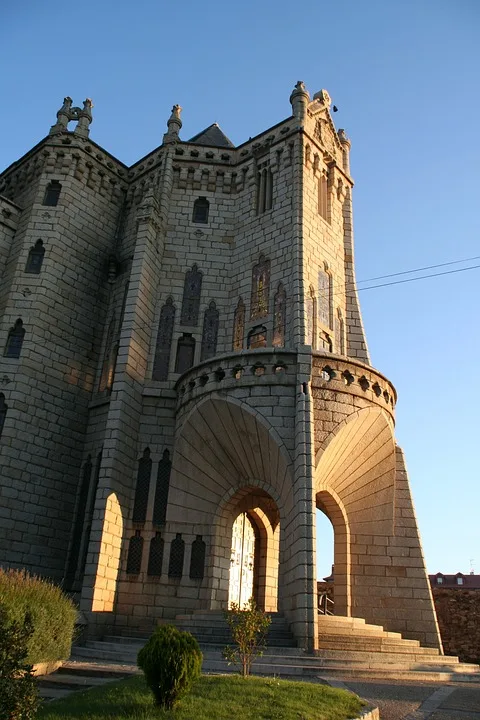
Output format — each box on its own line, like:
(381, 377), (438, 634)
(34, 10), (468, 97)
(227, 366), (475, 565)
(318, 639), (438, 655)
(61, 660), (139, 678)
(319, 625), (402, 638)
(318, 633), (421, 648)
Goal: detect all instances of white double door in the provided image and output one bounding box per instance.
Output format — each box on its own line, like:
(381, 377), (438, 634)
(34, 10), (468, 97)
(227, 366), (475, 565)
(228, 512), (255, 609)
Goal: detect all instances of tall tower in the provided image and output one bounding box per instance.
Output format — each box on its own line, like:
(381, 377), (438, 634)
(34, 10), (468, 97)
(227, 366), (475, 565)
(0, 84), (441, 652)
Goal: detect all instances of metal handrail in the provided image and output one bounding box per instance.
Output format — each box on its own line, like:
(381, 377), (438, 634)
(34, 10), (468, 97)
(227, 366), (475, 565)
(318, 592), (334, 615)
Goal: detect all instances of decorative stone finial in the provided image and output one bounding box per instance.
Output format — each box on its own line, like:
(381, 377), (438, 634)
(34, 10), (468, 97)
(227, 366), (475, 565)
(313, 89), (332, 109)
(163, 105), (182, 144)
(289, 81), (310, 123)
(337, 129), (351, 175)
(49, 96), (93, 138)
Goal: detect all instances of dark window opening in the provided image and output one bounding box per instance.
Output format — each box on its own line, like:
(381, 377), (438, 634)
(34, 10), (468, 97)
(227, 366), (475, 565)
(152, 297), (175, 381)
(4, 319), (25, 359)
(201, 301), (219, 361)
(148, 533), (164, 576)
(175, 334), (195, 374)
(180, 265), (203, 326)
(132, 448), (152, 524)
(168, 533), (185, 578)
(189, 535), (206, 580)
(126, 531), (144, 574)
(0, 394), (7, 439)
(256, 167), (273, 214)
(192, 197), (209, 224)
(64, 457), (92, 590)
(43, 180), (62, 206)
(153, 450), (171, 526)
(247, 325), (267, 349)
(25, 240), (45, 274)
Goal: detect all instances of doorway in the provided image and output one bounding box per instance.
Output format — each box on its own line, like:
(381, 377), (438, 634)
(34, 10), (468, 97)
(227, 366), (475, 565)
(228, 512), (256, 608)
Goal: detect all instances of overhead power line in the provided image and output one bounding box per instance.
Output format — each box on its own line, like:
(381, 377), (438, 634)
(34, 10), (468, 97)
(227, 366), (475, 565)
(352, 263), (480, 295)
(357, 255), (480, 285)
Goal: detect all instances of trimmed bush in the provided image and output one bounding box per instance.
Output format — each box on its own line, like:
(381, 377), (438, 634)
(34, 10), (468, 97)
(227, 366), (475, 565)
(0, 568), (76, 664)
(0, 608), (40, 720)
(137, 624), (202, 709)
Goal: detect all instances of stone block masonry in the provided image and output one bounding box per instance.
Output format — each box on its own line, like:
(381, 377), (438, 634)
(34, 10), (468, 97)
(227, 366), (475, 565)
(0, 84), (441, 653)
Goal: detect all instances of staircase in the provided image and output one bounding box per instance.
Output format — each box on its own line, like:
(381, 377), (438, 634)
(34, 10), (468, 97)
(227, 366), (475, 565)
(69, 612), (480, 683)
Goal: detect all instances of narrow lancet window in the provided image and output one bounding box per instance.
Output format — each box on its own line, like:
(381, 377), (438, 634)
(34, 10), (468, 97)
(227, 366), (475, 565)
(175, 334), (195, 374)
(318, 172), (329, 221)
(201, 301), (219, 361)
(4, 319), (25, 359)
(148, 533), (164, 576)
(318, 267), (332, 328)
(180, 265), (203, 326)
(168, 533), (185, 578)
(25, 240), (45, 273)
(152, 297), (175, 380)
(250, 255), (270, 320)
(256, 165), (273, 214)
(0, 394), (8, 439)
(273, 283), (286, 348)
(132, 448), (152, 524)
(232, 298), (245, 351)
(43, 180), (62, 206)
(126, 531), (144, 574)
(192, 197), (209, 224)
(189, 536), (206, 580)
(153, 450), (171, 526)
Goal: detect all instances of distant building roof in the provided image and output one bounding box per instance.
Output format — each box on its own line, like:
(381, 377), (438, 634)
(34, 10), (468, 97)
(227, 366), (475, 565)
(188, 123), (235, 148)
(429, 573), (480, 589)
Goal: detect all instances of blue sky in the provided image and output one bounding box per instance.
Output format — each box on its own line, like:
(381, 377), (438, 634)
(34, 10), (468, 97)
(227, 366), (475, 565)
(1, 0), (479, 576)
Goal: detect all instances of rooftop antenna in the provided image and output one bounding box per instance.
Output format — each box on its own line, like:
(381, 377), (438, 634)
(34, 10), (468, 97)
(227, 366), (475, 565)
(470, 558), (475, 575)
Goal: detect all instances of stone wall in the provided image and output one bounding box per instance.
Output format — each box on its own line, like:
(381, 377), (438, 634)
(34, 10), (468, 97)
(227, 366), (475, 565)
(432, 588), (480, 663)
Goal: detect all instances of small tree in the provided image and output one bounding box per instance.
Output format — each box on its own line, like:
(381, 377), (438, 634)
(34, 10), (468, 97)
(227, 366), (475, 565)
(223, 598), (271, 677)
(137, 624), (202, 709)
(0, 609), (39, 720)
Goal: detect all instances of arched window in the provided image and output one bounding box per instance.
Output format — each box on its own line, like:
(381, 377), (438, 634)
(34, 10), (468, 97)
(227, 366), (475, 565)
(250, 255), (270, 320)
(98, 314), (116, 393)
(180, 265), (203, 326)
(273, 283), (286, 348)
(152, 297), (175, 381)
(0, 393), (8, 439)
(153, 450), (171, 526)
(192, 197), (209, 224)
(247, 325), (267, 349)
(148, 533), (164, 576)
(189, 535), (206, 580)
(256, 165), (273, 214)
(43, 180), (62, 206)
(65, 456), (92, 590)
(232, 298), (245, 351)
(132, 448), (152, 524)
(318, 266), (332, 328)
(334, 308), (345, 355)
(77, 450), (102, 585)
(319, 331), (333, 352)
(126, 531), (144, 575)
(168, 533), (185, 578)
(4, 319), (25, 359)
(318, 172), (329, 220)
(175, 334), (195, 374)
(201, 301), (219, 361)
(25, 240), (45, 274)
(306, 285), (317, 348)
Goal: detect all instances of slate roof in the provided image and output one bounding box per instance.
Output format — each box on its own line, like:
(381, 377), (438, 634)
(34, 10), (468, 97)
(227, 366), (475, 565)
(188, 123), (235, 148)
(429, 573), (480, 589)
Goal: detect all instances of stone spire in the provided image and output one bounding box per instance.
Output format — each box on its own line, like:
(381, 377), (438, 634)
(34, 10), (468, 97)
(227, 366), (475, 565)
(338, 128), (351, 175)
(163, 104), (182, 144)
(74, 99), (93, 139)
(289, 81), (310, 123)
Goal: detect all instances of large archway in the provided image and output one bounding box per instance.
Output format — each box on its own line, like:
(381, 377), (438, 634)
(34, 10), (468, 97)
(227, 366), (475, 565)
(315, 406), (396, 626)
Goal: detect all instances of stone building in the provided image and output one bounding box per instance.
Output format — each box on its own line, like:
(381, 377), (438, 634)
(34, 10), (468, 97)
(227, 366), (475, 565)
(0, 83), (441, 651)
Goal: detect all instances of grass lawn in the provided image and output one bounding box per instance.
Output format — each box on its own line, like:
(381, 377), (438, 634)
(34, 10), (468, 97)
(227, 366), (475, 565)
(37, 674), (364, 720)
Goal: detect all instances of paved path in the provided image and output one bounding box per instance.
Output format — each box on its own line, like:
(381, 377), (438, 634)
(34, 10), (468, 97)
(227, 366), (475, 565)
(328, 678), (480, 720)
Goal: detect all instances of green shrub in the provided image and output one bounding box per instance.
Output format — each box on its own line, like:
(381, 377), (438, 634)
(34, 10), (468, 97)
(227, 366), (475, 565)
(0, 568), (76, 664)
(137, 624), (202, 709)
(223, 598), (271, 677)
(0, 608), (40, 720)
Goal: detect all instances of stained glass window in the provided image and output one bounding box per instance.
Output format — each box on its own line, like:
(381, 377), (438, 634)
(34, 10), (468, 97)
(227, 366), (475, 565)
(250, 255), (270, 320)
(232, 298), (245, 351)
(201, 301), (219, 361)
(152, 297), (175, 380)
(180, 265), (203, 326)
(272, 283), (286, 347)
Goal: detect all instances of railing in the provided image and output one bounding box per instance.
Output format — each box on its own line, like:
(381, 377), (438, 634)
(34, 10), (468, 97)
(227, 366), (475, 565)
(318, 592), (334, 615)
